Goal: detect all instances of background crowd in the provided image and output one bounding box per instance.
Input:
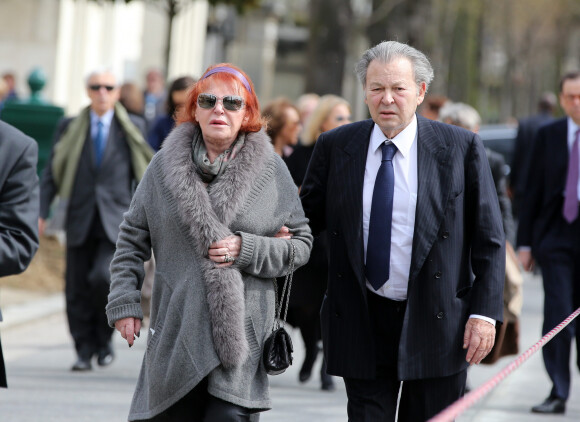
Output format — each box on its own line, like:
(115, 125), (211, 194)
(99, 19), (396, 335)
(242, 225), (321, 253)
(0, 32), (579, 419)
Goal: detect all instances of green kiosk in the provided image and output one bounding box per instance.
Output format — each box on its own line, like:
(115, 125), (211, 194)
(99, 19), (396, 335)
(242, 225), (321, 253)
(0, 67), (64, 175)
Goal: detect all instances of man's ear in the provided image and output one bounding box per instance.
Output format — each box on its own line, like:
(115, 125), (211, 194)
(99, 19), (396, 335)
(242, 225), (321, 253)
(417, 82), (427, 105)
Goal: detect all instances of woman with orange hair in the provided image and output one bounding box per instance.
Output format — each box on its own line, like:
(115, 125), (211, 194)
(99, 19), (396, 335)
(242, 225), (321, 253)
(106, 64), (312, 421)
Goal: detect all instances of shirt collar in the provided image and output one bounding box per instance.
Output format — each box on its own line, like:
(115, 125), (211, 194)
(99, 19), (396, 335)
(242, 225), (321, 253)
(370, 114), (417, 159)
(90, 108), (115, 127)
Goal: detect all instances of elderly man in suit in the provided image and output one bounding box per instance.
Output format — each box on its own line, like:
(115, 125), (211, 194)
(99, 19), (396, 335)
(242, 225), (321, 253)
(300, 41), (505, 421)
(0, 121), (39, 387)
(517, 71), (580, 415)
(39, 67), (153, 372)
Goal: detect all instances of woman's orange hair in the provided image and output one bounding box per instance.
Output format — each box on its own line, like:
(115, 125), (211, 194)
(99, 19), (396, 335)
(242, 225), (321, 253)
(176, 63), (265, 133)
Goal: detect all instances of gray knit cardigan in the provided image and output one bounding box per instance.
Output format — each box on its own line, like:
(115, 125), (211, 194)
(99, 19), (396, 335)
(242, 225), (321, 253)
(105, 122), (312, 421)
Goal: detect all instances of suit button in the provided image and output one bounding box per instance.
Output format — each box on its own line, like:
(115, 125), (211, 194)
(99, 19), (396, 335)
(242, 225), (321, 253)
(337, 273), (342, 278)
(434, 271), (442, 279)
(332, 231), (339, 236)
(436, 312), (444, 319)
(441, 231), (449, 239)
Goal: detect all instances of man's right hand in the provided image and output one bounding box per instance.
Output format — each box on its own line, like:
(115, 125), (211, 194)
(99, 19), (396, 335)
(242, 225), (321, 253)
(38, 218), (46, 237)
(518, 249), (534, 272)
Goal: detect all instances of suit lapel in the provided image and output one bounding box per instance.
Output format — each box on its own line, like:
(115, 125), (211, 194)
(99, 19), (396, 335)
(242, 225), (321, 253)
(338, 120), (373, 288)
(83, 124), (98, 172)
(554, 119), (569, 166)
(550, 119), (570, 195)
(408, 117), (452, 283)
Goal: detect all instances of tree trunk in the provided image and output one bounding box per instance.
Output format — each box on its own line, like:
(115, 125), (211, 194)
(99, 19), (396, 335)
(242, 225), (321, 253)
(305, 0), (352, 94)
(164, 0), (179, 76)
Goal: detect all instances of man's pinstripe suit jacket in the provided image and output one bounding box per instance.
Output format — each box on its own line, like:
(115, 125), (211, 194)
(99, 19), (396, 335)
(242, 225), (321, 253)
(300, 114), (505, 381)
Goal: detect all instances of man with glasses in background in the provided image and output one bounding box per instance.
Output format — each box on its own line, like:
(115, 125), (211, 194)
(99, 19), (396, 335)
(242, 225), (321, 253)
(39, 67), (153, 372)
(517, 71), (580, 415)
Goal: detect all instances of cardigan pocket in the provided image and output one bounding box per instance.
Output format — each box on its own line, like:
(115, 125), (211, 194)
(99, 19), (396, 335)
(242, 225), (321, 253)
(145, 317), (164, 364)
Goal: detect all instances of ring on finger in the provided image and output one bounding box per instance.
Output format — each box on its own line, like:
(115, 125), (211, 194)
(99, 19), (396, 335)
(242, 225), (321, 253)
(224, 254), (234, 263)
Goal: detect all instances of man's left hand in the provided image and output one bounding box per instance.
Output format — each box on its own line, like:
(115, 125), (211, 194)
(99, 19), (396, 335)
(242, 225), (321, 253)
(463, 318), (496, 365)
(273, 225), (293, 239)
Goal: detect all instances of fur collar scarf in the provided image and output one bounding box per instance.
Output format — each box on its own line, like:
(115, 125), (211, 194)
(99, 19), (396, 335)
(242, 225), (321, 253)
(158, 122), (274, 367)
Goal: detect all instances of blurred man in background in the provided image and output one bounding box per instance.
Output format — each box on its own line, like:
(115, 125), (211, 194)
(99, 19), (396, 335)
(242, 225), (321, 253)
(2, 73), (19, 102)
(143, 68), (166, 128)
(510, 92), (557, 217)
(517, 72), (580, 415)
(39, 67), (152, 372)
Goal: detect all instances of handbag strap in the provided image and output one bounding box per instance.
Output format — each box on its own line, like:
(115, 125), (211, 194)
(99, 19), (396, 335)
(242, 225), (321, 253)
(273, 241), (296, 327)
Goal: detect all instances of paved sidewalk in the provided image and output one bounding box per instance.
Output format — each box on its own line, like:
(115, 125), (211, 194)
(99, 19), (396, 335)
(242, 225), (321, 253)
(266, 272), (580, 421)
(0, 271), (578, 421)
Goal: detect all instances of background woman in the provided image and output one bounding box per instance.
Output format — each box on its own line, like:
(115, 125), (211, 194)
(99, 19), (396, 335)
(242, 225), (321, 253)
(146, 75), (196, 152)
(119, 82), (145, 118)
(283, 94), (351, 391)
(261, 97), (301, 158)
(106, 63), (312, 421)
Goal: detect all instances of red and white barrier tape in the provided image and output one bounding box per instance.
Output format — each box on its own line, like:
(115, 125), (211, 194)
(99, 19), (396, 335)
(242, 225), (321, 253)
(428, 306), (580, 422)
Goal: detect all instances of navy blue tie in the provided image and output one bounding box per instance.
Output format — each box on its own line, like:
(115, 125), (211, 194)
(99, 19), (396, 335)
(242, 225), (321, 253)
(366, 142), (397, 291)
(94, 120), (105, 167)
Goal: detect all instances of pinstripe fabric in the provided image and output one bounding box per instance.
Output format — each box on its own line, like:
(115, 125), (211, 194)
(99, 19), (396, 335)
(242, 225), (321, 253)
(301, 115), (505, 381)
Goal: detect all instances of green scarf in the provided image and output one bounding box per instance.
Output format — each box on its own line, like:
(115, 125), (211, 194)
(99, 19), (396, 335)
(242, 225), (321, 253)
(191, 130), (246, 184)
(52, 103), (154, 199)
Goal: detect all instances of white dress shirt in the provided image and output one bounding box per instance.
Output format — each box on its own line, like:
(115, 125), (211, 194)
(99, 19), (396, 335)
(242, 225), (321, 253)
(362, 115), (494, 325)
(363, 116), (418, 300)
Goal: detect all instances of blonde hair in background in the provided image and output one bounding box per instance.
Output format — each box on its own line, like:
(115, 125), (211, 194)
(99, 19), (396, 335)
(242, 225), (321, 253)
(301, 94), (351, 146)
(296, 92), (320, 123)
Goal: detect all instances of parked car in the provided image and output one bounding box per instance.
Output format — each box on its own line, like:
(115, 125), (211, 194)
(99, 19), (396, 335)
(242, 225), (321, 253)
(478, 124), (517, 177)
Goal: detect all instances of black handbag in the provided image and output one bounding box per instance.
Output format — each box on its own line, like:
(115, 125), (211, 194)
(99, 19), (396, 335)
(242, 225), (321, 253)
(263, 241), (295, 375)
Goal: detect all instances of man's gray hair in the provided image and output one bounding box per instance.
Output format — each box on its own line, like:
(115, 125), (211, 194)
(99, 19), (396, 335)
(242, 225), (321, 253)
(355, 41), (434, 93)
(84, 66), (121, 86)
(439, 102), (481, 132)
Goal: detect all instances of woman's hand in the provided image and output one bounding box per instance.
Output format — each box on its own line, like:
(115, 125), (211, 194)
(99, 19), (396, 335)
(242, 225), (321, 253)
(115, 317), (142, 347)
(209, 235), (242, 267)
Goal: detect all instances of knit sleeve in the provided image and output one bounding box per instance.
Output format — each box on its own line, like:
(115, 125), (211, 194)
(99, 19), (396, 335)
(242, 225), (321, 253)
(234, 161), (313, 278)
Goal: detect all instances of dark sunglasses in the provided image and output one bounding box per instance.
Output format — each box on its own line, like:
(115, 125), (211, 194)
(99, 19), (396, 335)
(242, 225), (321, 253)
(89, 84), (116, 92)
(197, 93), (245, 111)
